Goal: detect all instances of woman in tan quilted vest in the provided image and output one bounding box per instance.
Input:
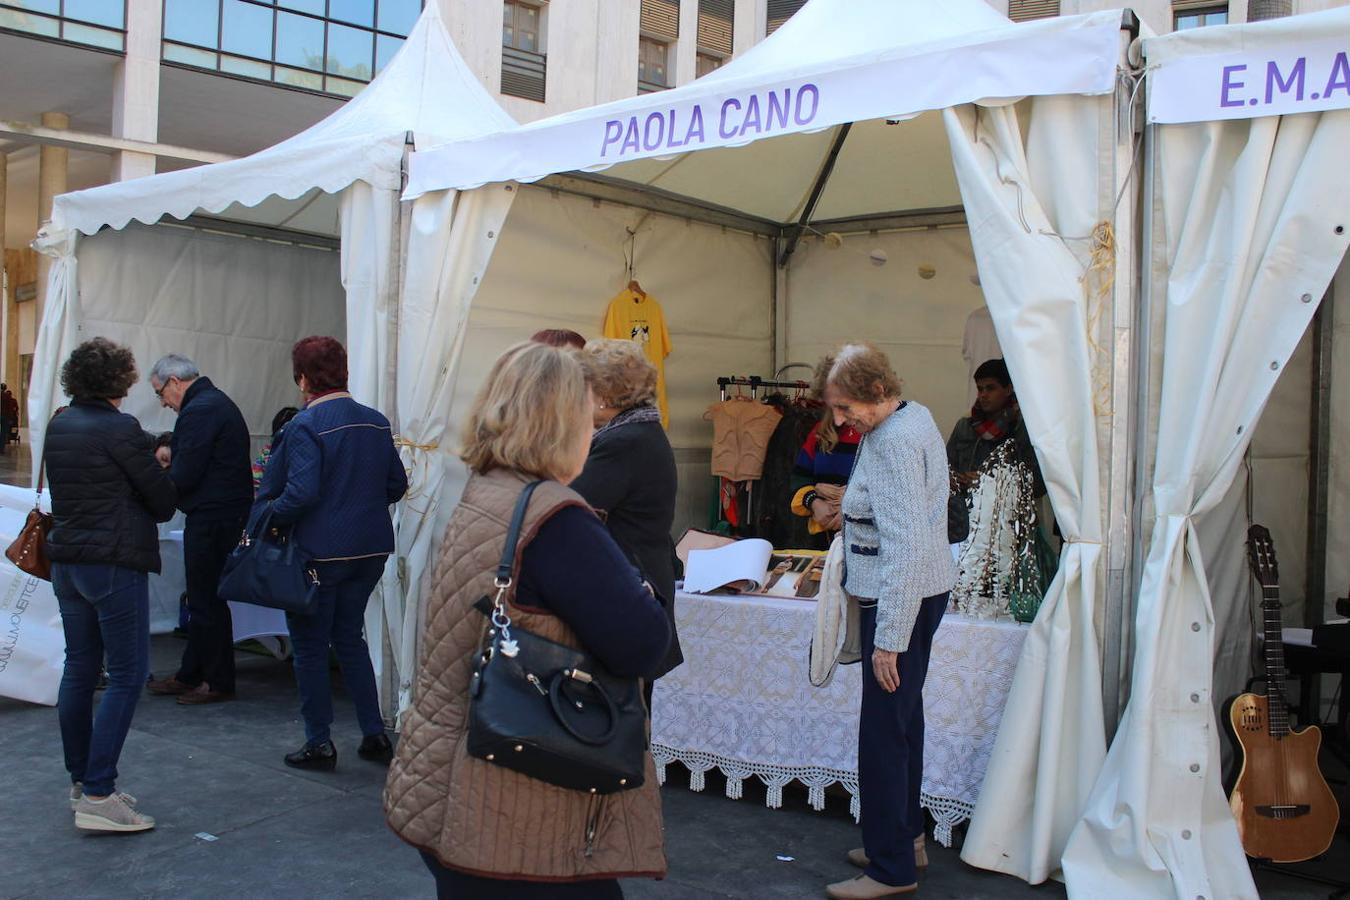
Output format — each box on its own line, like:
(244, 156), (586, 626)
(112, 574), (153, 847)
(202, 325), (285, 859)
(384, 341), (672, 899)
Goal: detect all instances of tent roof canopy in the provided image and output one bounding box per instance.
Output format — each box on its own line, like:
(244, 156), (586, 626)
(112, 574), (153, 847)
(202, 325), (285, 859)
(49, 1), (515, 238)
(407, 0), (1130, 228)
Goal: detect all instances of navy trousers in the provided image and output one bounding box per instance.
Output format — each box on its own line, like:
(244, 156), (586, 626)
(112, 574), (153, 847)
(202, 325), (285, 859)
(858, 593), (948, 888)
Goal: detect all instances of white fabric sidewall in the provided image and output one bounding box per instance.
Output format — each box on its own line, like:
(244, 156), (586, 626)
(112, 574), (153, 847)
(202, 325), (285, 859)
(29, 227), (81, 483)
(389, 184), (517, 717)
(943, 97), (1110, 886)
(1064, 110), (1350, 900)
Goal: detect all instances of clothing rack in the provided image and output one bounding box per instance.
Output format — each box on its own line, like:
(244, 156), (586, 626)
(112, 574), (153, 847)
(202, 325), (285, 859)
(717, 375), (811, 401)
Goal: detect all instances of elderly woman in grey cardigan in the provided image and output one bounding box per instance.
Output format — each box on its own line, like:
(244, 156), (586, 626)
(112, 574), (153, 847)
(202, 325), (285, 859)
(820, 344), (955, 900)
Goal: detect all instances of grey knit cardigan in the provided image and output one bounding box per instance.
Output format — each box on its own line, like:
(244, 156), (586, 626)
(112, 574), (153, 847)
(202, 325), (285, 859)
(841, 401), (956, 652)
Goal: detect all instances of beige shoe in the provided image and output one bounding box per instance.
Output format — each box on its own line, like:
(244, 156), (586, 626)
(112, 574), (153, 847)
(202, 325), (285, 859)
(825, 874), (917, 899)
(846, 835), (928, 871)
(74, 792), (155, 833)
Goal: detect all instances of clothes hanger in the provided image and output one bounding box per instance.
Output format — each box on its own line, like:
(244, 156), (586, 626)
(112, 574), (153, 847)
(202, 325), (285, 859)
(627, 278), (646, 300)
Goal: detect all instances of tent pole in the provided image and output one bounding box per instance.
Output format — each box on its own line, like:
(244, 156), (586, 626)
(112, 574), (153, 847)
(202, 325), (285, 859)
(1302, 288), (1333, 720)
(773, 234), (789, 372)
(778, 123), (853, 268)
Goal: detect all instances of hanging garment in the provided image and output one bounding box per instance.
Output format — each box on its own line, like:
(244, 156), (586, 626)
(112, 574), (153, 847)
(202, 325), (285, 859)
(756, 404), (824, 548)
(704, 399), (783, 483)
(602, 288), (673, 426)
(962, 306), (1002, 406)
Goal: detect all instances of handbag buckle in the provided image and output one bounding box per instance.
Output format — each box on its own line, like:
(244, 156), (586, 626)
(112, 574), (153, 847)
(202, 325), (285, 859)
(566, 668), (594, 685)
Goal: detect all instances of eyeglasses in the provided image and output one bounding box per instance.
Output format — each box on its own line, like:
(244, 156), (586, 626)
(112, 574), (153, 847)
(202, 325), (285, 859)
(154, 377), (175, 399)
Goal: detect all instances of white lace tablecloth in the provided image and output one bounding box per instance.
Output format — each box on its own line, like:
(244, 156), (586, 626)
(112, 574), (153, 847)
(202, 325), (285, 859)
(651, 591), (1029, 845)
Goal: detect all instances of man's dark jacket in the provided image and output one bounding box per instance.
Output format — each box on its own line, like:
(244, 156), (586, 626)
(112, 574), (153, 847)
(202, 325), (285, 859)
(570, 417), (684, 678)
(45, 400), (177, 573)
(169, 377), (253, 521)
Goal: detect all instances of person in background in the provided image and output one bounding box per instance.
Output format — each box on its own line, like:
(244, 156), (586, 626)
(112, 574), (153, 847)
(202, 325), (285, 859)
(820, 344), (955, 900)
(46, 338), (176, 832)
(252, 406), (299, 495)
(386, 341), (671, 900)
(145, 355), (253, 706)
(946, 357), (1044, 499)
(256, 337), (408, 771)
(791, 357), (863, 537)
(530, 328), (586, 350)
(0, 382), (17, 454)
(572, 337), (683, 699)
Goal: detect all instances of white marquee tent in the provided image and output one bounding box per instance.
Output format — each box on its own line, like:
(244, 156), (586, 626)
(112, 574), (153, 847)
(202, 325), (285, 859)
(27, 0), (516, 702)
(407, 0), (1138, 891)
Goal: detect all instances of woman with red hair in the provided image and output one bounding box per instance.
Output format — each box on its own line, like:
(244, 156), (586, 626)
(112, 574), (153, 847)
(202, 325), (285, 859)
(255, 336), (409, 771)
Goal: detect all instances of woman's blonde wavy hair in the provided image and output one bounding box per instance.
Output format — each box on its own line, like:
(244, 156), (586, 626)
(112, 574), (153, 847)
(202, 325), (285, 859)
(581, 338), (658, 410)
(461, 342), (591, 481)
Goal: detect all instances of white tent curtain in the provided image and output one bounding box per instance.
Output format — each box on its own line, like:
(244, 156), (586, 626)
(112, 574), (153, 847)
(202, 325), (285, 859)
(341, 182), (401, 411)
(387, 183), (518, 714)
(943, 98), (1109, 884)
(1063, 109), (1350, 899)
(28, 228), (81, 479)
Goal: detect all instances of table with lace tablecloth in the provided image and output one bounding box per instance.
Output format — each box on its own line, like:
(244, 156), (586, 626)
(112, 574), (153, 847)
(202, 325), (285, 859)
(651, 591), (1029, 845)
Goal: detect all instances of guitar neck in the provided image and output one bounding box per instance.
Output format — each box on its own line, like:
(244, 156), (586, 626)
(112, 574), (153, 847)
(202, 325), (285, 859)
(1261, 585), (1290, 737)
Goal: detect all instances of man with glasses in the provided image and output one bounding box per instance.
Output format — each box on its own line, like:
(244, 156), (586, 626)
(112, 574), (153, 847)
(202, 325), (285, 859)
(145, 354), (253, 706)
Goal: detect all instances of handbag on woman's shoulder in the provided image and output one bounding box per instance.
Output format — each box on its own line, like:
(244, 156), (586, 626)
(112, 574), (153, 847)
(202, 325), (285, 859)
(5, 455), (53, 581)
(466, 481), (648, 795)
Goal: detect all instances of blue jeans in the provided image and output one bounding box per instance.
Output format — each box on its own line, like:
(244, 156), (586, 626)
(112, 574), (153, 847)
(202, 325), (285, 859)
(286, 555), (387, 746)
(858, 593), (948, 888)
(53, 563), (150, 797)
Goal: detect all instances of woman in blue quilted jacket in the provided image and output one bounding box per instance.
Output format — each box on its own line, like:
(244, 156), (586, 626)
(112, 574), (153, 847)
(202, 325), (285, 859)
(255, 336), (408, 772)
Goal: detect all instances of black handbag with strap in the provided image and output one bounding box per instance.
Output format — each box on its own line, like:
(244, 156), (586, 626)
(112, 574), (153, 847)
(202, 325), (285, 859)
(466, 481), (648, 795)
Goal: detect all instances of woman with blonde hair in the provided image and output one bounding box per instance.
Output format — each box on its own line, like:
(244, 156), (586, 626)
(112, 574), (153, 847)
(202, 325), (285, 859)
(572, 338), (682, 692)
(385, 341), (671, 899)
(819, 344), (955, 900)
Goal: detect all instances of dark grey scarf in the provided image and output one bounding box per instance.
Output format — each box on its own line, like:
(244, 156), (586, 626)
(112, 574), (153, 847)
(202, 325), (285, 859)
(594, 403), (661, 440)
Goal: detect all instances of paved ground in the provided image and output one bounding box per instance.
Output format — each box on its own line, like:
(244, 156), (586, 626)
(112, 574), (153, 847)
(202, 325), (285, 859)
(5, 636), (1347, 899)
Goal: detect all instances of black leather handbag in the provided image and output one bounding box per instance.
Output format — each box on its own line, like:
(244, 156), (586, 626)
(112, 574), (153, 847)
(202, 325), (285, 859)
(467, 481), (647, 795)
(217, 508), (319, 616)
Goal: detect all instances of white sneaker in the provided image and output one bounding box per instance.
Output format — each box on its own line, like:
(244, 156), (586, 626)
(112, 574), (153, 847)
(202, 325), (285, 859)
(74, 792), (154, 833)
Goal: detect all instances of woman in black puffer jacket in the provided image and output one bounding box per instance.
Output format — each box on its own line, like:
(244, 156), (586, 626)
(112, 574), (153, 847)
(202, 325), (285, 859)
(45, 338), (176, 834)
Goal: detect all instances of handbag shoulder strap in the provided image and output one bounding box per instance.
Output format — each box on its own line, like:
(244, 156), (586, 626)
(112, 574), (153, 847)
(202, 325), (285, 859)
(496, 480), (545, 586)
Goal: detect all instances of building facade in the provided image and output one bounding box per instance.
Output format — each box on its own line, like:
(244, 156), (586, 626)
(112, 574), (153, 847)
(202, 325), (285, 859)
(1, 0), (1345, 405)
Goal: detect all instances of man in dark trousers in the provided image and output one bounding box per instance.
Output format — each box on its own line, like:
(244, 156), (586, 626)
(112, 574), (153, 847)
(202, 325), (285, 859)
(145, 355), (253, 705)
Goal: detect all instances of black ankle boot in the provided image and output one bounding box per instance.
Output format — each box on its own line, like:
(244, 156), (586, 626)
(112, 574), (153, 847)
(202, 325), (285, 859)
(357, 733), (393, 765)
(284, 740), (337, 771)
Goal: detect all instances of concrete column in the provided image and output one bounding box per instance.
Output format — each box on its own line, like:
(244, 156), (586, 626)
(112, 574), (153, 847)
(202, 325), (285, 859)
(36, 111), (69, 328)
(674, 0), (699, 86)
(111, 0), (162, 181)
(733, 0), (767, 55)
(0, 151), (8, 387)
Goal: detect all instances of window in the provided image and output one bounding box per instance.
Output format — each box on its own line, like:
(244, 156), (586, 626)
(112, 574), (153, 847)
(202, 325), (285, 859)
(766, 0), (805, 35)
(696, 0), (730, 77)
(0, 0), (126, 52)
(501, 0), (545, 101)
(161, 0), (422, 98)
(638, 36), (670, 93)
(1174, 4), (1227, 29)
(1008, 0), (1060, 22)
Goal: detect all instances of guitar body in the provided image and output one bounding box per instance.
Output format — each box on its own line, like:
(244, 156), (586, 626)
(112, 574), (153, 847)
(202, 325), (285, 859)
(1228, 692), (1340, 862)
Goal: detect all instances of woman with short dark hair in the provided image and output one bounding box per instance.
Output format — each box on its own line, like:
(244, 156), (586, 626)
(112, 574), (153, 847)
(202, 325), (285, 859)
(255, 335), (409, 770)
(46, 337), (177, 832)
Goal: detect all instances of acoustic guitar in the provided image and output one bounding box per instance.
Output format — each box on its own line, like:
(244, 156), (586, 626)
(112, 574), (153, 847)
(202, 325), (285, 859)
(1226, 524), (1340, 863)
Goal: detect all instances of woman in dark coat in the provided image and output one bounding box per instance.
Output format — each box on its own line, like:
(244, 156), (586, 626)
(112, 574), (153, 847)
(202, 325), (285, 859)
(46, 338), (177, 833)
(571, 338), (683, 688)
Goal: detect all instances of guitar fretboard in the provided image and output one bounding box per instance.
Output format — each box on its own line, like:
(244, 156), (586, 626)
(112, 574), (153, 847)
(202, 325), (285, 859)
(1261, 585), (1289, 738)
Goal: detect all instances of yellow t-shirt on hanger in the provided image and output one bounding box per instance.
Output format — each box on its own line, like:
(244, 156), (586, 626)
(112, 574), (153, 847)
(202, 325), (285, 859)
(602, 287), (673, 426)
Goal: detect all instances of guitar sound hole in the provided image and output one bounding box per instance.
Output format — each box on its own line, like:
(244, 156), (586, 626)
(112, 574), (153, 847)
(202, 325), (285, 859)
(1239, 704), (1265, 732)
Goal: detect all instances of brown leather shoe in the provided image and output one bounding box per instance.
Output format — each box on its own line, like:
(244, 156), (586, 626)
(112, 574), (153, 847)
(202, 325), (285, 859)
(176, 685), (235, 705)
(846, 836), (927, 871)
(146, 676), (194, 696)
(825, 874), (917, 899)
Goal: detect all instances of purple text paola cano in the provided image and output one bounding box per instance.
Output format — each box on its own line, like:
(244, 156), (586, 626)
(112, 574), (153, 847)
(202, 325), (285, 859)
(600, 84), (821, 157)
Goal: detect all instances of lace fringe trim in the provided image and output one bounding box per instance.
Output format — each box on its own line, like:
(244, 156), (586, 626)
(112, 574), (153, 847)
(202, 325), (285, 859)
(651, 743), (975, 847)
